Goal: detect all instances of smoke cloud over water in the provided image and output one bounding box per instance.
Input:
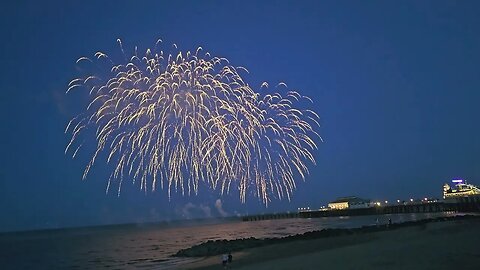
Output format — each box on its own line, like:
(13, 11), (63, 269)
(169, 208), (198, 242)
(215, 199), (228, 217)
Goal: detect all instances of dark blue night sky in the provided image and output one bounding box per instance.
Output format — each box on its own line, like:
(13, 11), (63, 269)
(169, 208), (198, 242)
(0, 1), (479, 232)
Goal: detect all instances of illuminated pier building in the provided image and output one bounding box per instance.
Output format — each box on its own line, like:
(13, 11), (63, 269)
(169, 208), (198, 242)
(443, 179), (480, 199)
(328, 196), (371, 210)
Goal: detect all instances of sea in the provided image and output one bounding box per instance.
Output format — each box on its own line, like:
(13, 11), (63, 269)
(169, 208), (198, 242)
(0, 212), (458, 270)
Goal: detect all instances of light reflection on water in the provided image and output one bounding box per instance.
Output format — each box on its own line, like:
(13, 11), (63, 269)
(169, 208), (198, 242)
(0, 212), (457, 269)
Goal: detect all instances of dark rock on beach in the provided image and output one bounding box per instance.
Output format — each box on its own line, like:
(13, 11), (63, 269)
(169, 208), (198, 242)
(174, 215), (479, 257)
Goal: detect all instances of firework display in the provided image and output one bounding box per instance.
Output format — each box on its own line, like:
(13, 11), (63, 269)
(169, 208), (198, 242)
(66, 39), (321, 205)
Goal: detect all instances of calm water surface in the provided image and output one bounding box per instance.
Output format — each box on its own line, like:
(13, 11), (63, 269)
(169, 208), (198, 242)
(0, 212), (457, 269)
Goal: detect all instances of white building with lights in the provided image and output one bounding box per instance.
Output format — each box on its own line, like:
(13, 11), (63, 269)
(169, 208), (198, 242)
(443, 179), (480, 199)
(328, 196), (371, 210)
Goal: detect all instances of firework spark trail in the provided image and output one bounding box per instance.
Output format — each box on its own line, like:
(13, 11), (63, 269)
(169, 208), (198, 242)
(65, 40), (321, 205)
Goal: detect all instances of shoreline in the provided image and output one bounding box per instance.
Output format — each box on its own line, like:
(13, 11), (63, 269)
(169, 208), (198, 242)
(178, 214), (480, 269)
(175, 214), (478, 258)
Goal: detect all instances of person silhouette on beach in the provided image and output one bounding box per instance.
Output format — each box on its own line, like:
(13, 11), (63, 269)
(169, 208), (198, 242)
(228, 252), (233, 264)
(221, 253), (228, 269)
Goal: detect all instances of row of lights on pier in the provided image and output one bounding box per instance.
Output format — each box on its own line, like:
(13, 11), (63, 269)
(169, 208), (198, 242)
(298, 197), (438, 211)
(372, 197), (437, 206)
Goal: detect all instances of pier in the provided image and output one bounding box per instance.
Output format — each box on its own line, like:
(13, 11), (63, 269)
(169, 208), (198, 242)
(242, 196), (480, 221)
(242, 212), (300, 221)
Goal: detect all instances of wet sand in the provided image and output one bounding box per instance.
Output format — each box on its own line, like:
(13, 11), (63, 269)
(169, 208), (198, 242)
(182, 218), (480, 270)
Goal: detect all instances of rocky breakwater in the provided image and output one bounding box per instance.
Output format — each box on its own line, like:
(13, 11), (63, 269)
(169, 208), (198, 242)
(174, 215), (479, 257)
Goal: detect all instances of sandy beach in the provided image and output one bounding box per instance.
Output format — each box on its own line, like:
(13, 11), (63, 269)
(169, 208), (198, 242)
(182, 218), (480, 270)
